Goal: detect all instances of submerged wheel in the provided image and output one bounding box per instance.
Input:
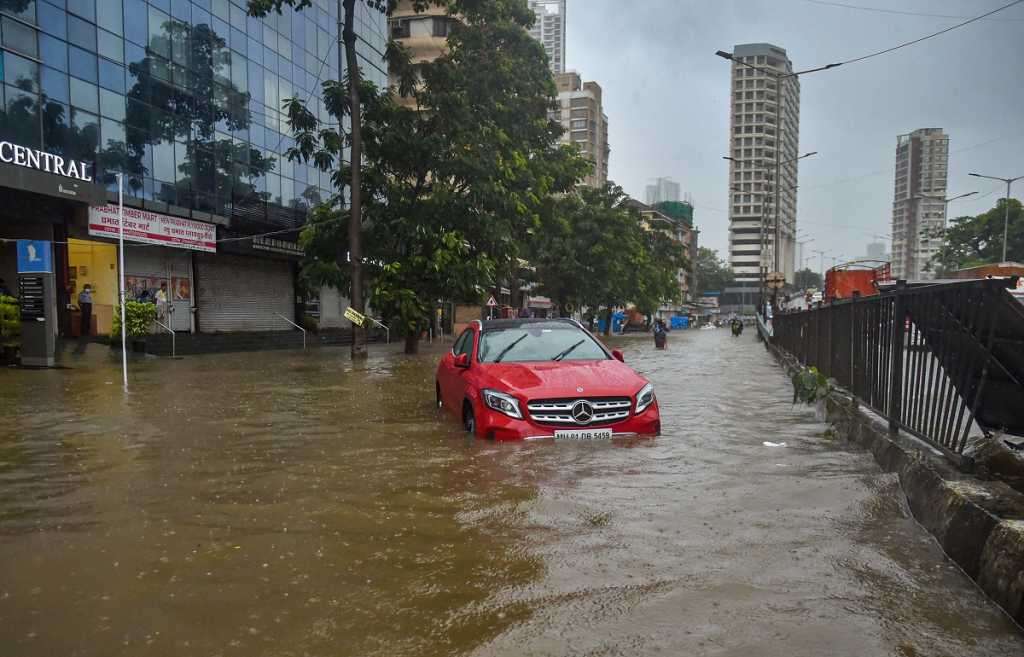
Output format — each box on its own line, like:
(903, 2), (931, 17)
(463, 402), (476, 436)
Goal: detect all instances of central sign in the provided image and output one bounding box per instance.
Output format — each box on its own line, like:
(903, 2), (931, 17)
(0, 141), (92, 181)
(88, 206), (216, 253)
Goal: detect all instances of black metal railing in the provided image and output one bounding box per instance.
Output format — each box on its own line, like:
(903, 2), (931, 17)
(773, 278), (1024, 460)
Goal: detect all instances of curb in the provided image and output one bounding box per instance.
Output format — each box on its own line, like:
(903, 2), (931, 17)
(768, 342), (1024, 627)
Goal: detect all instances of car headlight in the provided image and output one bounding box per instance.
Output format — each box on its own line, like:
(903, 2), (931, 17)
(635, 382), (655, 414)
(482, 389), (523, 419)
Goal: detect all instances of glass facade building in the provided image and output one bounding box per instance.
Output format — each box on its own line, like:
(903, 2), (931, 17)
(0, 0), (388, 340)
(1, 0), (386, 223)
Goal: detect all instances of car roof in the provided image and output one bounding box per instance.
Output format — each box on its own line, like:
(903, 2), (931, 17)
(480, 318), (581, 331)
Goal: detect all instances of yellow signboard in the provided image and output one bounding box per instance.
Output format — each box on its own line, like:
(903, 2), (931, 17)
(344, 307), (366, 326)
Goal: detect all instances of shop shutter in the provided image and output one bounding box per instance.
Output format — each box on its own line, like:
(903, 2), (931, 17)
(195, 253), (294, 332)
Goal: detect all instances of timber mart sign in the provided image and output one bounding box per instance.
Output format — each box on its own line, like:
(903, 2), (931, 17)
(0, 140), (93, 181)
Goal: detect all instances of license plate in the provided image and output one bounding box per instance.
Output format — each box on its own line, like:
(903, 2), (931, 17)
(554, 428), (613, 441)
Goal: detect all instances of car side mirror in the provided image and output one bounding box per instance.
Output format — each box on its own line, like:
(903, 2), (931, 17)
(611, 349), (625, 363)
(454, 353), (470, 368)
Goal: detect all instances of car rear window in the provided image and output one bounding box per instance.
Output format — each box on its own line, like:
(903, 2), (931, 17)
(477, 322), (608, 363)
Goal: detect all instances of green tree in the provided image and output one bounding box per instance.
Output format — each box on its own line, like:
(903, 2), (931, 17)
(529, 184), (687, 334)
(794, 267), (822, 290)
(693, 247), (734, 296)
(929, 198), (1024, 276)
(247, 0), (445, 359)
(274, 0), (583, 353)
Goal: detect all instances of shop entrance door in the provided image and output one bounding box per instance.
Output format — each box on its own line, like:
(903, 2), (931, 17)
(67, 239), (117, 336)
(124, 248), (193, 332)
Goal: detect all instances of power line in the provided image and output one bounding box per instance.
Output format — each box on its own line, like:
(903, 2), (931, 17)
(840, 0), (1024, 65)
(800, 0), (1024, 22)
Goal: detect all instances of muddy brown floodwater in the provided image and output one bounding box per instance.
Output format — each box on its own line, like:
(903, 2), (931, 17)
(0, 330), (1022, 656)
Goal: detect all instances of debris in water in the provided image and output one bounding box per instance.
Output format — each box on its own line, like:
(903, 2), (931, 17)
(763, 441), (787, 447)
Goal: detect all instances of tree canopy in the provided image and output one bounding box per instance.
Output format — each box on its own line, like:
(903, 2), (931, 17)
(268, 0), (584, 352)
(929, 198), (1023, 276)
(528, 183), (689, 330)
(693, 247), (734, 296)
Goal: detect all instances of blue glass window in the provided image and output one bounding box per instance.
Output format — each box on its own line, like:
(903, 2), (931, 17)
(40, 65), (68, 103)
(211, 0), (229, 21)
(192, 7), (211, 29)
(37, 1), (66, 39)
(38, 33), (67, 71)
(171, 0), (190, 22)
(3, 51), (39, 92)
(149, 0), (170, 13)
(124, 0), (147, 46)
(97, 0), (123, 35)
(67, 15), (96, 50)
(101, 117), (125, 146)
(98, 29), (123, 62)
(66, 0), (95, 23)
(148, 7), (170, 58)
(70, 107), (99, 158)
(98, 59), (125, 94)
(2, 17), (38, 58)
(69, 76), (98, 113)
(99, 87), (124, 121)
(68, 46), (96, 83)
(42, 99), (69, 152)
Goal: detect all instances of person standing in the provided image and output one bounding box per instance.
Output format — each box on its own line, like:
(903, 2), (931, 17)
(155, 282), (168, 322)
(78, 284), (93, 337)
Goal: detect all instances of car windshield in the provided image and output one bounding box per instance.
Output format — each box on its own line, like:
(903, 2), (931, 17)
(477, 322), (608, 363)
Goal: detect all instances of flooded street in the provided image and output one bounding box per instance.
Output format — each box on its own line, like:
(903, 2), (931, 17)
(1, 330), (1021, 656)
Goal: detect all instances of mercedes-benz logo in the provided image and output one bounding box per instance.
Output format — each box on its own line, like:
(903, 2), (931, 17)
(571, 400), (594, 425)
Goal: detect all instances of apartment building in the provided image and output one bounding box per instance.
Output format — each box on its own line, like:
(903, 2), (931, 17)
(726, 43), (801, 285)
(527, 0), (566, 74)
(552, 72), (609, 188)
(891, 128), (950, 280)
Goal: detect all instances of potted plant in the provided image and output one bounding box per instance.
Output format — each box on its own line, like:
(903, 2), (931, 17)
(0, 294), (19, 364)
(112, 301), (157, 353)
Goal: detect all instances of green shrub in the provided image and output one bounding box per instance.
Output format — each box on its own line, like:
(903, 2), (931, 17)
(791, 366), (835, 405)
(0, 295), (19, 346)
(112, 301), (157, 338)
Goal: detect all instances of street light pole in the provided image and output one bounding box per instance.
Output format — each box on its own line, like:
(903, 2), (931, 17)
(969, 173), (1021, 263)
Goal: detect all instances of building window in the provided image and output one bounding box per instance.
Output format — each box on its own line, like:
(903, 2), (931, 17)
(2, 16), (38, 57)
(432, 17), (450, 37)
(390, 19), (410, 39)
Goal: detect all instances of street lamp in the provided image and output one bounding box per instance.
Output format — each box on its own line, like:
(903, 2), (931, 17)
(968, 172), (1021, 262)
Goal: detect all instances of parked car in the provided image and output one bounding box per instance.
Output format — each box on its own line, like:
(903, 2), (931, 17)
(436, 318), (660, 441)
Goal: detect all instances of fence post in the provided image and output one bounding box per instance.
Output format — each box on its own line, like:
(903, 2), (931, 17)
(888, 280), (907, 433)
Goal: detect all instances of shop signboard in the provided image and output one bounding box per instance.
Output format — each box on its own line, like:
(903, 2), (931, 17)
(18, 276), (46, 320)
(88, 206), (216, 253)
(17, 240), (53, 273)
(252, 235), (304, 257)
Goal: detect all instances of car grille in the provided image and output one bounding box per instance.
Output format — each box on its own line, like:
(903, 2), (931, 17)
(527, 397), (632, 426)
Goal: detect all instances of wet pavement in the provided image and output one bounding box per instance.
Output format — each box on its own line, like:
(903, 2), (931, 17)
(0, 330), (1021, 656)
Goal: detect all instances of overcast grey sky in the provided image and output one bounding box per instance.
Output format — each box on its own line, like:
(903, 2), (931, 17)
(565, 0), (1024, 268)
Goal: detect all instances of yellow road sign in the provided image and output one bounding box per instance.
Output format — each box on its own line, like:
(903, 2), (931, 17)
(344, 307), (366, 326)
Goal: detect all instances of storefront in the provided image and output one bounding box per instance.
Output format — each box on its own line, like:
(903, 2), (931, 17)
(196, 234), (301, 333)
(0, 141), (105, 337)
(69, 204), (217, 335)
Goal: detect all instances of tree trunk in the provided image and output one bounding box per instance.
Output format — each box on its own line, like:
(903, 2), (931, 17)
(404, 331), (419, 355)
(342, 0), (366, 360)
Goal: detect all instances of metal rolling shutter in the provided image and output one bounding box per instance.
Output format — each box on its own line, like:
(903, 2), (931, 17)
(195, 253), (294, 332)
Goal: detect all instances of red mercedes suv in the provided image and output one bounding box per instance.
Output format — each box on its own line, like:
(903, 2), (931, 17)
(436, 318), (660, 440)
